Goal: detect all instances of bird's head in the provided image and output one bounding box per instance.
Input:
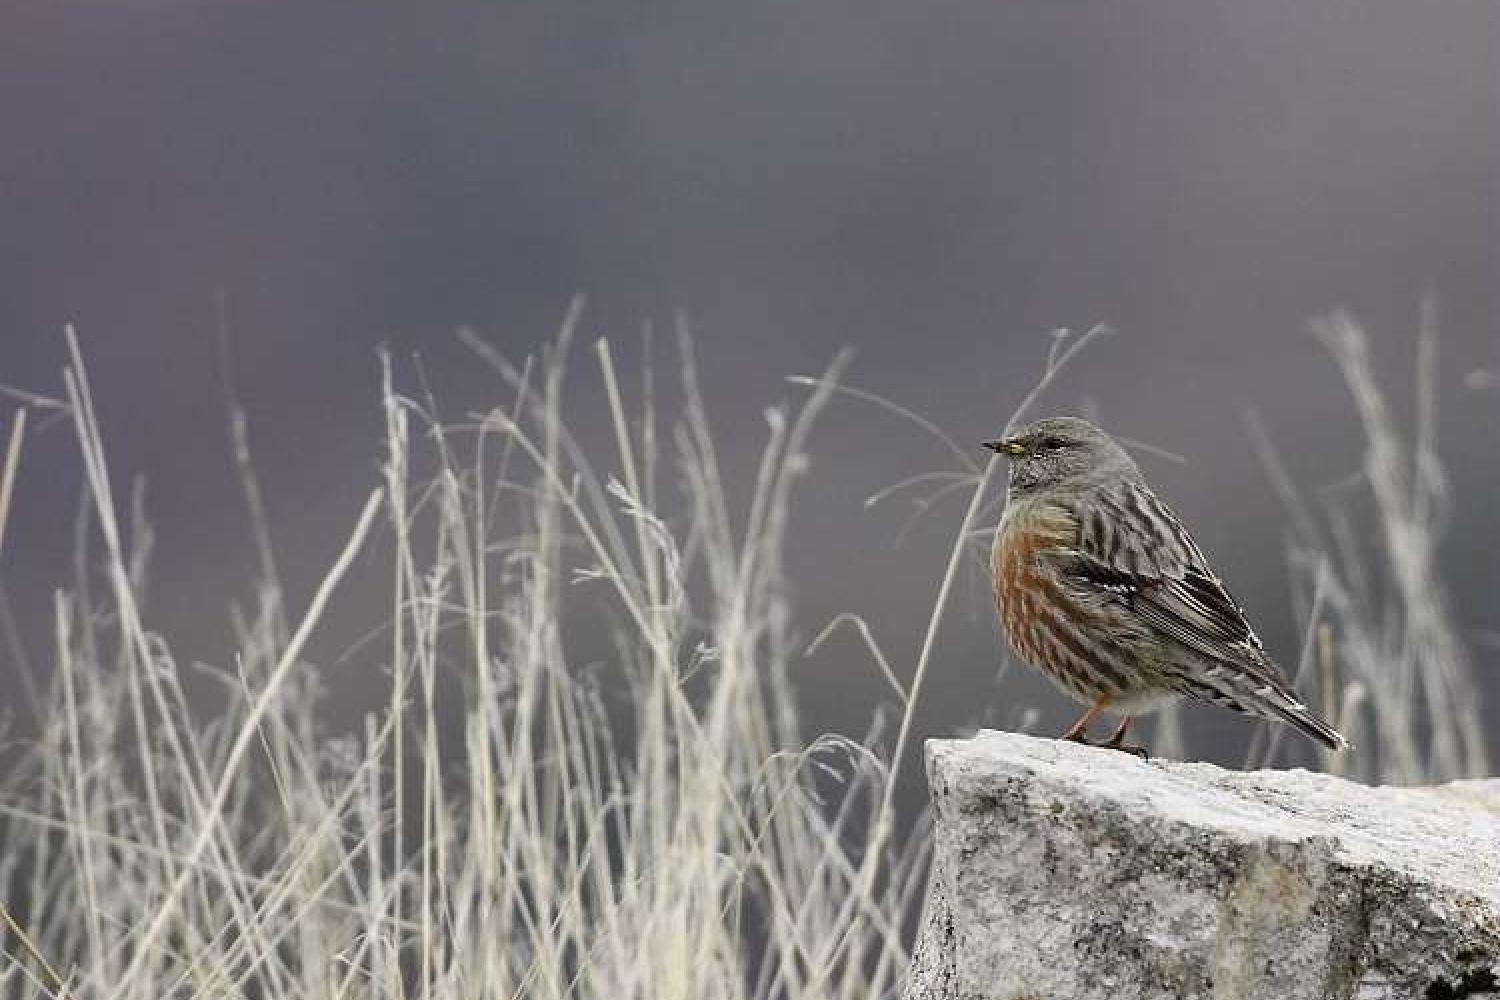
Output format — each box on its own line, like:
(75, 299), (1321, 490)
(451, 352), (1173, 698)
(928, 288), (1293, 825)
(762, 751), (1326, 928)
(983, 416), (1137, 496)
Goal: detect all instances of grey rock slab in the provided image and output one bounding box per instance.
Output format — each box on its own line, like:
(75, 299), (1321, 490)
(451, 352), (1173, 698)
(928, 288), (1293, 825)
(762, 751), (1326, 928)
(904, 729), (1499, 1000)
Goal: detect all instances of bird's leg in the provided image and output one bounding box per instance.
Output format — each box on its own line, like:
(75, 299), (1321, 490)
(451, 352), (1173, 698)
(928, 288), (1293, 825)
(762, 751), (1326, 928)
(1059, 701), (1108, 743)
(1060, 704), (1150, 757)
(1100, 716), (1150, 758)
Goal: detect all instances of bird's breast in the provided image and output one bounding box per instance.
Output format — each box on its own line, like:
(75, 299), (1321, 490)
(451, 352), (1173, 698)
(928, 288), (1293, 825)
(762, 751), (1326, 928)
(992, 500), (1079, 661)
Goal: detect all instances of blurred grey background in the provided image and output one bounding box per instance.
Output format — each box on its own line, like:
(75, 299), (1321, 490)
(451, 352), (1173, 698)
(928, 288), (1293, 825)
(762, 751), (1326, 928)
(1, 0), (1496, 792)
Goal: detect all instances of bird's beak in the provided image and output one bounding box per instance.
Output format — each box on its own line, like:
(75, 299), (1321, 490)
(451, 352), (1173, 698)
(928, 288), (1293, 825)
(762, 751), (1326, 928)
(982, 438), (1026, 456)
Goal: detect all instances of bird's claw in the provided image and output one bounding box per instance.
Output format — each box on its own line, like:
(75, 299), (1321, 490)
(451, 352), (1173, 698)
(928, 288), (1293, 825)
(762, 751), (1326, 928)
(1062, 731), (1151, 759)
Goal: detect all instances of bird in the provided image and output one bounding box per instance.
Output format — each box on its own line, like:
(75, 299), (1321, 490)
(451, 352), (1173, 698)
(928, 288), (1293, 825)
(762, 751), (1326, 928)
(984, 415), (1350, 756)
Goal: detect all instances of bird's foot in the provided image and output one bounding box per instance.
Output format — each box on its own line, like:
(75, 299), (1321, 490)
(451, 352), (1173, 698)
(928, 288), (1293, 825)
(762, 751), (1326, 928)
(1062, 713), (1150, 757)
(1063, 731), (1150, 758)
(1101, 715), (1149, 758)
(1102, 739), (1151, 759)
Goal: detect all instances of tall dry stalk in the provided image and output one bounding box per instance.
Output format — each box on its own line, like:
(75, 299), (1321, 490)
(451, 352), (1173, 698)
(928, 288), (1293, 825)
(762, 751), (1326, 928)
(0, 315), (924, 1000)
(1251, 310), (1487, 782)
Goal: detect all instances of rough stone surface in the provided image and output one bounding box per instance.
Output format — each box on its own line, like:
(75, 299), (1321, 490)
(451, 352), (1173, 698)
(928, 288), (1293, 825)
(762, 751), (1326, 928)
(904, 730), (1500, 1000)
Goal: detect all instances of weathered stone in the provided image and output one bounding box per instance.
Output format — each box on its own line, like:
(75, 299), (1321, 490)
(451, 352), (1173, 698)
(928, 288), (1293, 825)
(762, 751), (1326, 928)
(904, 730), (1499, 1000)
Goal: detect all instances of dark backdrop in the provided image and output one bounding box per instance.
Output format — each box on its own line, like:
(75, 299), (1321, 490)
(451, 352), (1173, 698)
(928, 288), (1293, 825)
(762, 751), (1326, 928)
(1, 1), (1496, 798)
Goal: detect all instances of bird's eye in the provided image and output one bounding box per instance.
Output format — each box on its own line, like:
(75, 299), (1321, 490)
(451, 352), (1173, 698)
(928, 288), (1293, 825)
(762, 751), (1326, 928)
(1035, 436), (1068, 453)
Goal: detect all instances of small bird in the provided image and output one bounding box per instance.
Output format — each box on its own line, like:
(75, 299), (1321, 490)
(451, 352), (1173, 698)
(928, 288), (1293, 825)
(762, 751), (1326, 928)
(985, 416), (1350, 756)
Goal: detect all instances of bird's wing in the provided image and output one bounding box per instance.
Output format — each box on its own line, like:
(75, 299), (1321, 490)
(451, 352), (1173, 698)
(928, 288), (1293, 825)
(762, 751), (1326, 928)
(1056, 480), (1282, 679)
(1045, 479), (1349, 750)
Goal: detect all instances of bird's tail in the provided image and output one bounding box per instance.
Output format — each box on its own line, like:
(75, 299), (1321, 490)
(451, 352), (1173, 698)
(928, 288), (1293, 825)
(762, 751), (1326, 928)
(1211, 651), (1354, 752)
(1259, 691), (1352, 752)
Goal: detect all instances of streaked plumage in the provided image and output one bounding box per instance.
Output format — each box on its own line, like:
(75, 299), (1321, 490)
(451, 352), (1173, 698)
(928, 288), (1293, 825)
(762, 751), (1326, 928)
(986, 416), (1350, 754)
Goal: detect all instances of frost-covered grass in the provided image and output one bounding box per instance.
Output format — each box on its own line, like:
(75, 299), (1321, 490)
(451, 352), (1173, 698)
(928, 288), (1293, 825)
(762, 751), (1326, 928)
(1248, 310), (1488, 783)
(0, 313), (928, 1000)
(0, 309), (1484, 998)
